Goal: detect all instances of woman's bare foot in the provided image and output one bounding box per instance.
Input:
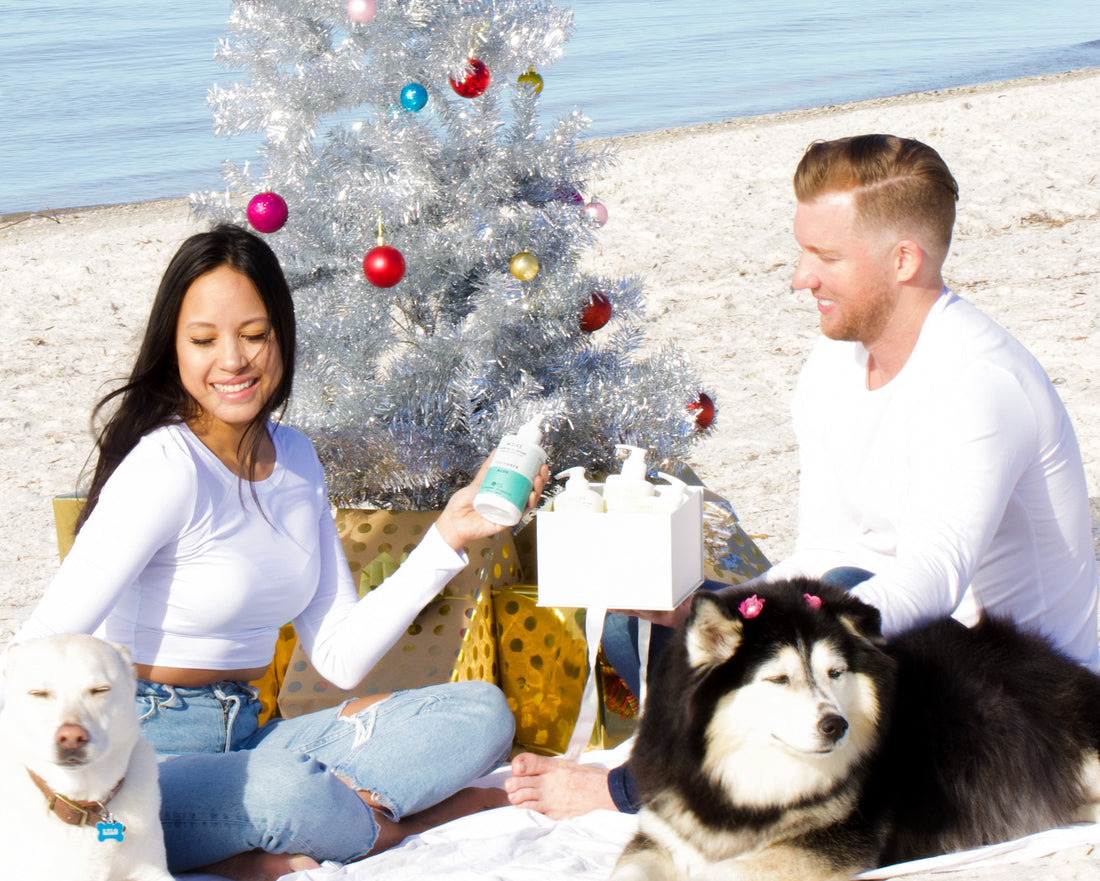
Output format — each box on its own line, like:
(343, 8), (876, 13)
(408, 784), (511, 827)
(503, 753), (616, 818)
(199, 850), (320, 881)
(368, 786), (511, 854)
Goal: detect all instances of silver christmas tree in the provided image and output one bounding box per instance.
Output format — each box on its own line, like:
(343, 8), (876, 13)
(193, 0), (712, 509)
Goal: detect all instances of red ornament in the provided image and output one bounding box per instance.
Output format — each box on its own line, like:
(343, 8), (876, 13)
(579, 291), (612, 333)
(246, 192), (288, 233)
(449, 58), (491, 98)
(363, 245), (406, 287)
(687, 392), (716, 430)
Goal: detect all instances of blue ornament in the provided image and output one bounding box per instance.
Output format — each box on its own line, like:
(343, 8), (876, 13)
(400, 83), (428, 112)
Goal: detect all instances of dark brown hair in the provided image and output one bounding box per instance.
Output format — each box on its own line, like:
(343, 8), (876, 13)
(77, 224), (296, 531)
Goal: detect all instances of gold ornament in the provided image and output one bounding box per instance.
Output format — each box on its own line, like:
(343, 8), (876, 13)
(517, 66), (544, 94)
(509, 250), (540, 281)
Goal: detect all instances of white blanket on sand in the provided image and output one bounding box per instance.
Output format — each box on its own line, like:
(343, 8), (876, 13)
(177, 742), (1100, 881)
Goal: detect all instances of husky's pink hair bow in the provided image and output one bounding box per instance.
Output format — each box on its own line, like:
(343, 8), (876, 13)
(738, 595), (765, 619)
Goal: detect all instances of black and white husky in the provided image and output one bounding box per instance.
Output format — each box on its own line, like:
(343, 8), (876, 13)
(611, 579), (1100, 881)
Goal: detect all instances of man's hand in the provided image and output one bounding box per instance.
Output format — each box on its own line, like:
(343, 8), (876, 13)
(610, 591), (696, 630)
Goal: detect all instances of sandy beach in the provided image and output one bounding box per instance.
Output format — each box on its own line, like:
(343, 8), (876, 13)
(2, 67), (1099, 879)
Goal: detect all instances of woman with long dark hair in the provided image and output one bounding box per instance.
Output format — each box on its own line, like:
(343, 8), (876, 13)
(13, 224), (544, 880)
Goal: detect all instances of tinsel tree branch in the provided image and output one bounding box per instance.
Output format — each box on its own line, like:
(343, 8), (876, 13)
(192, 0), (715, 509)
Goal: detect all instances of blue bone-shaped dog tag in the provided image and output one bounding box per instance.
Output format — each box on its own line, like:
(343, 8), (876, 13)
(96, 821), (125, 842)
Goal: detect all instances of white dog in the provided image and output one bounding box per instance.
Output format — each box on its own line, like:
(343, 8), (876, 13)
(0, 634), (173, 881)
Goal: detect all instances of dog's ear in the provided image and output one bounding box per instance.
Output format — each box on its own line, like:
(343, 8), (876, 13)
(685, 593), (743, 670)
(837, 601), (885, 646)
(107, 641), (137, 679)
(109, 642), (133, 664)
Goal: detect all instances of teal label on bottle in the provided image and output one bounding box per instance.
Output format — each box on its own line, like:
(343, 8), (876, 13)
(480, 466), (535, 507)
(477, 435), (546, 509)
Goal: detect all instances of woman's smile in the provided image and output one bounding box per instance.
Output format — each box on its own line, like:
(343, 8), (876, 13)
(175, 264), (283, 455)
(213, 376), (260, 397)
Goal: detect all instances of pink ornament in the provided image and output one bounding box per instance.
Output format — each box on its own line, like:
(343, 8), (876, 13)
(738, 595), (764, 619)
(347, 0), (377, 23)
(584, 200), (609, 226)
(553, 187), (584, 204)
(363, 245), (406, 287)
(246, 192), (288, 234)
(449, 58), (491, 98)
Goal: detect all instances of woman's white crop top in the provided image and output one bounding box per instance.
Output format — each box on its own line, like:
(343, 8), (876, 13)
(16, 422), (466, 689)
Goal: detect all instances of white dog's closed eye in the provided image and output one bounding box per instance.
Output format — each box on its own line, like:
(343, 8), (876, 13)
(27, 685), (111, 699)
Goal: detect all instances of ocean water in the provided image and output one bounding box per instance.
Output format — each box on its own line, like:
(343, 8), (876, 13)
(1, 0), (1097, 214)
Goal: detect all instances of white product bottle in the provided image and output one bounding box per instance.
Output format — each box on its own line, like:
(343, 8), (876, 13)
(552, 467), (606, 513)
(473, 415), (547, 526)
(640, 472), (688, 513)
(602, 444), (656, 513)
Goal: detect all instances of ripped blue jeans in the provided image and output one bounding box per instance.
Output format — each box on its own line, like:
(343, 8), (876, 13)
(135, 679), (514, 872)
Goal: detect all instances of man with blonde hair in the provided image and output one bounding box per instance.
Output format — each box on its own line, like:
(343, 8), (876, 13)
(504, 134), (1098, 818)
(767, 134), (1097, 654)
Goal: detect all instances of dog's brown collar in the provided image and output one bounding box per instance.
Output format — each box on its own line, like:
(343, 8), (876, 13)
(26, 767), (125, 828)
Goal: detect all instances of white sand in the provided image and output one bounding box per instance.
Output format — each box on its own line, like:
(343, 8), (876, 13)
(2, 67), (1099, 879)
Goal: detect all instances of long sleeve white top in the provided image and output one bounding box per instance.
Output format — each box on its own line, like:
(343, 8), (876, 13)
(12, 421), (467, 690)
(761, 290), (1099, 669)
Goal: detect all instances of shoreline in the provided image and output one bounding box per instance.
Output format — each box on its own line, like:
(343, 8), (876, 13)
(4, 66), (1099, 225)
(601, 65), (1100, 149)
(0, 197), (194, 230)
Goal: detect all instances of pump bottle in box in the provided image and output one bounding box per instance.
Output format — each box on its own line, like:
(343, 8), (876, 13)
(639, 472), (688, 513)
(552, 467), (605, 513)
(602, 444), (656, 513)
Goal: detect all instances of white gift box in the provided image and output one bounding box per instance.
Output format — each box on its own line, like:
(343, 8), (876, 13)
(536, 485), (704, 610)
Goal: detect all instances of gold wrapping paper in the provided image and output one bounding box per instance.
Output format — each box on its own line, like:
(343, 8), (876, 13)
(52, 496), (83, 561)
(253, 623), (296, 725)
(274, 508), (517, 718)
(335, 508), (524, 598)
(592, 651), (640, 749)
(492, 586), (587, 755)
(276, 587), (495, 718)
(513, 518), (538, 584)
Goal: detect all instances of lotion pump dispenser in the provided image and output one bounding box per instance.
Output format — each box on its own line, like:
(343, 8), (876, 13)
(602, 444), (656, 513)
(551, 467), (606, 513)
(642, 471), (688, 513)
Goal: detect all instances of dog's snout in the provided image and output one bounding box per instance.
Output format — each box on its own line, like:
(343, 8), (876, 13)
(56, 724), (89, 754)
(818, 713), (848, 744)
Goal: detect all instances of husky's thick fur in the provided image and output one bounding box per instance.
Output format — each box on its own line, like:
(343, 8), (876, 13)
(612, 580), (1100, 881)
(0, 634), (173, 881)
